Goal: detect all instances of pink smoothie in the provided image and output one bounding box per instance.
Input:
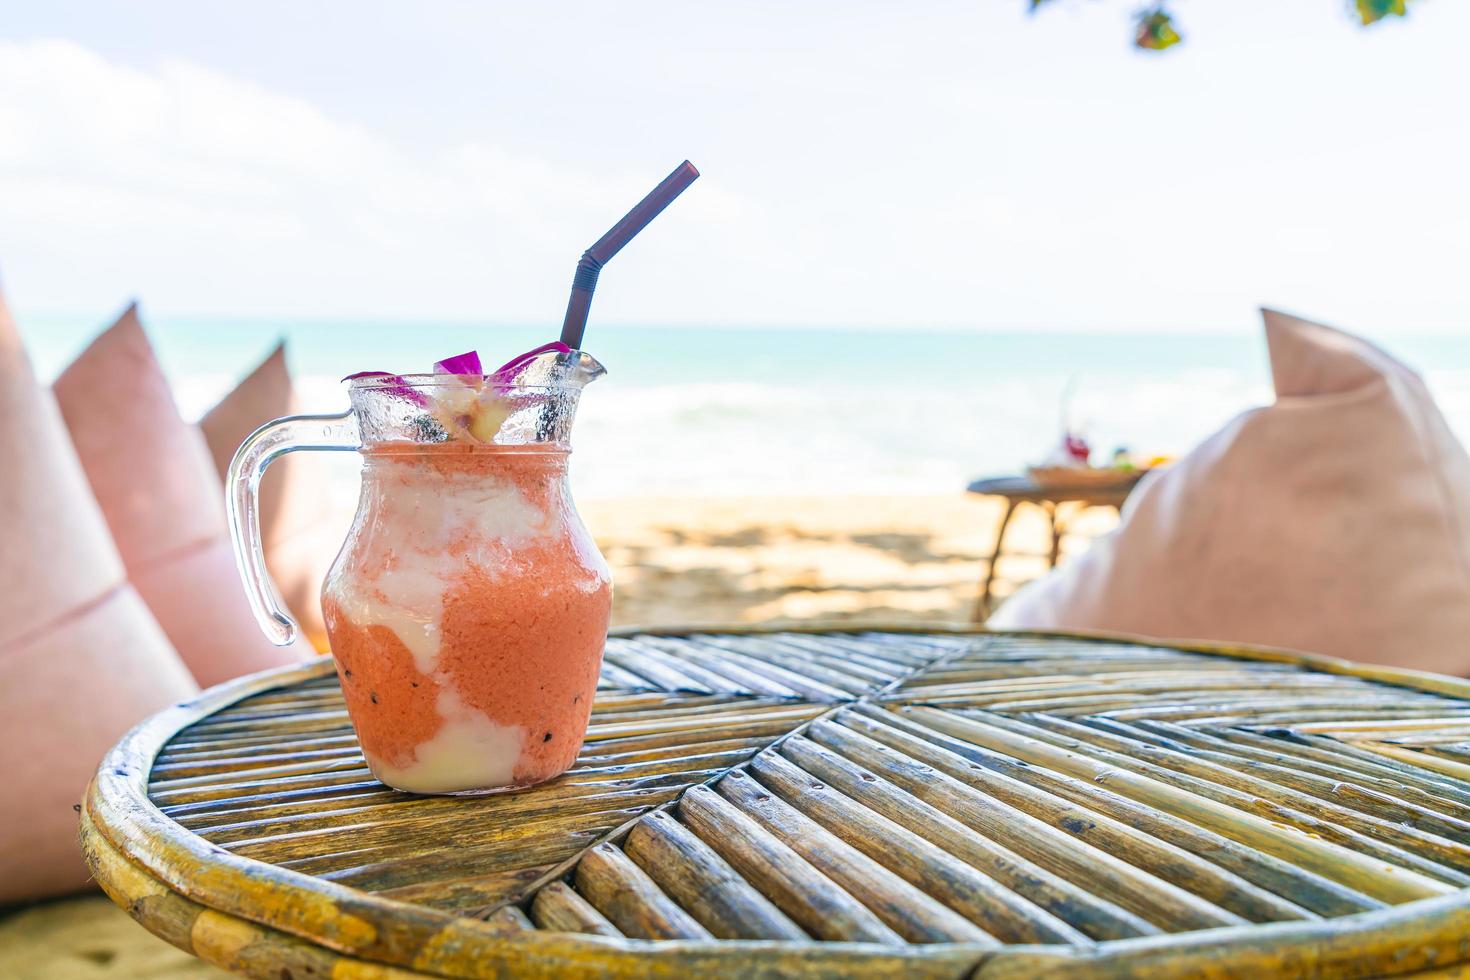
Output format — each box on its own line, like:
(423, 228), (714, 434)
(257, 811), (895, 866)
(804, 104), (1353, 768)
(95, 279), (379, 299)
(321, 443), (612, 794)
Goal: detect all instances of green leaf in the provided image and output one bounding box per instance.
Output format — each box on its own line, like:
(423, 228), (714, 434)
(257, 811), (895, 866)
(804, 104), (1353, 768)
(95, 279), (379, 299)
(1356, 0), (1410, 25)
(1134, 8), (1183, 50)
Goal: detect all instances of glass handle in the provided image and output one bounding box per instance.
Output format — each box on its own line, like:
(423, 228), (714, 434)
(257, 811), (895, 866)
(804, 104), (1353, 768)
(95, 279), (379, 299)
(226, 410), (361, 646)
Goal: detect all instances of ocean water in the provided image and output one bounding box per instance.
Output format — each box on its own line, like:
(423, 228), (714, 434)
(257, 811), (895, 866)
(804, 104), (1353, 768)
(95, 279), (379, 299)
(19, 316), (1470, 499)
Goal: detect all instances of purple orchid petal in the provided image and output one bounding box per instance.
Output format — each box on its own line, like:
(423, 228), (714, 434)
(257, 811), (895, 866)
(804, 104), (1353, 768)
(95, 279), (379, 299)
(433, 350), (484, 376)
(341, 370), (429, 406)
(489, 341), (572, 387)
(343, 341), (571, 417)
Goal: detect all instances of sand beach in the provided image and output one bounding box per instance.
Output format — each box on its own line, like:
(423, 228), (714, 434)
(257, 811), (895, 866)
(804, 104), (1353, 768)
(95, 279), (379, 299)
(587, 494), (1117, 628)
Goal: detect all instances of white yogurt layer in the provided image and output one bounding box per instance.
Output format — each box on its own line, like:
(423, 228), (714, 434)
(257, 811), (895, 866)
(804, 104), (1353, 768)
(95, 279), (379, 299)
(334, 467), (553, 675)
(367, 689), (527, 794)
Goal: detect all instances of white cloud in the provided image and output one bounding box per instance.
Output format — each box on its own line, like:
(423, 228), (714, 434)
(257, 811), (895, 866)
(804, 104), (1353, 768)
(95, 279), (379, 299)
(0, 10), (1467, 334)
(0, 39), (748, 322)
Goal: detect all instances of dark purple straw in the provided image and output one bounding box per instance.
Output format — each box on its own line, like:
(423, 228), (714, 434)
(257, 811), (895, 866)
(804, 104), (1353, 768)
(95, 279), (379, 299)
(559, 160), (700, 349)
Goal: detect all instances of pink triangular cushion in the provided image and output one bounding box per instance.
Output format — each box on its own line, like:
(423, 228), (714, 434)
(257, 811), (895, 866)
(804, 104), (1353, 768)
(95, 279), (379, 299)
(196, 342), (340, 649)
(1265, 311), (1385, 398)
(54, 304), (223, 564)
(131, 536), (310, 687)
(0, 291), (124, 644)
(992, 309), (1470, 677)
(0, 586), (196, 903)
(0, 281), (196, 903)
(199, 341), (292, 540)
(53, 306), (315, 682)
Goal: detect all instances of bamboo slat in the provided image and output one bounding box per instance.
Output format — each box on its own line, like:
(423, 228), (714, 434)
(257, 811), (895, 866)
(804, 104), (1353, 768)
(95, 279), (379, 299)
(83, 626), (1470, 978)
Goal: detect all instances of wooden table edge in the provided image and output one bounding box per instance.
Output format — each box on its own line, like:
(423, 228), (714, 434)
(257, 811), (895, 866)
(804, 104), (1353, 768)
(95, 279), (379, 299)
(83, 624), (1470, 977)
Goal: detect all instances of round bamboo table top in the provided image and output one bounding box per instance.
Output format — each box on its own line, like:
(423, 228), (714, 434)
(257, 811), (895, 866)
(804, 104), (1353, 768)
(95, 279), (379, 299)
(83, 626), (1470, 978)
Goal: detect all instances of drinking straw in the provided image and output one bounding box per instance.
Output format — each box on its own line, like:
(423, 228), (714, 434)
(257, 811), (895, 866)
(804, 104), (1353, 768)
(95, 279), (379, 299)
(559, 160), (700, 349)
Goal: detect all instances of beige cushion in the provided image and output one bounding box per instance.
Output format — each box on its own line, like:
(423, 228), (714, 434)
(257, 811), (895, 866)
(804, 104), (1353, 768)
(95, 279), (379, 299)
(53, 305), (314, 685)
(992, 309), (1470, 677)
(0, 285), (196, 904)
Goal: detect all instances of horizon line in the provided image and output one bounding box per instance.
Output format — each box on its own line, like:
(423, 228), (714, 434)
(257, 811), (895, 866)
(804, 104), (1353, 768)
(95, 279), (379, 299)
(14, 308), (1424, 338)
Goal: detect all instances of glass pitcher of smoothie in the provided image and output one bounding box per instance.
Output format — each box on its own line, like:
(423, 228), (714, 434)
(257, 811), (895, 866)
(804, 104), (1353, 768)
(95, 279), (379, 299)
(226, 347), (612, 795)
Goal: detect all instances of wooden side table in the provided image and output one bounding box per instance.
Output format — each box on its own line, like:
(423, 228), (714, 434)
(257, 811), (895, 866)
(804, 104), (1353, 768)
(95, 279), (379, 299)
(967, 474), (1142, 621)
(83, 626), (1470, 978)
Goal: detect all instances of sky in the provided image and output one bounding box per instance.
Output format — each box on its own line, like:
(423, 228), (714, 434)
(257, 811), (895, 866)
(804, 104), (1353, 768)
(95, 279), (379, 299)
(1, 1), (1467, 334)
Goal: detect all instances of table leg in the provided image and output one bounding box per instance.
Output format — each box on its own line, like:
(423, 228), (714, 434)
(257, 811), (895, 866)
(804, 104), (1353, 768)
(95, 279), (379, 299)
(1047, 501), (1063, 569)
(973, 499), (1019, 622)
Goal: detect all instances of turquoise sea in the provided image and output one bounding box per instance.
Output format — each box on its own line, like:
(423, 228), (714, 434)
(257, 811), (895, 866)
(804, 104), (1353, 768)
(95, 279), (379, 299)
(19, 315), (1470, 499)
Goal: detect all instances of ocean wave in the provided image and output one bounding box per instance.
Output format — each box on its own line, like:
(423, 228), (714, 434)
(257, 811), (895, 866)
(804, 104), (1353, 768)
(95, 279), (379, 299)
(176, 365), (1470, 500)
(273, 372), (1273, 498)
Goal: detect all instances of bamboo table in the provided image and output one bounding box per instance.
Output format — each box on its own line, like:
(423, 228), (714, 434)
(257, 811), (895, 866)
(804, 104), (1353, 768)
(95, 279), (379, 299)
(84, 626), (1470, 978)
(967, 475), (1143, 621)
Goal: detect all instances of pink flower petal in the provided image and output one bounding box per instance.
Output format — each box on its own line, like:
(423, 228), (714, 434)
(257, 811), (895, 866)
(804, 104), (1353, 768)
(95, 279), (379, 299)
(489, 341), (572, 387)
(433, 351), (484, 376)
(341, 371), (429, 406)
